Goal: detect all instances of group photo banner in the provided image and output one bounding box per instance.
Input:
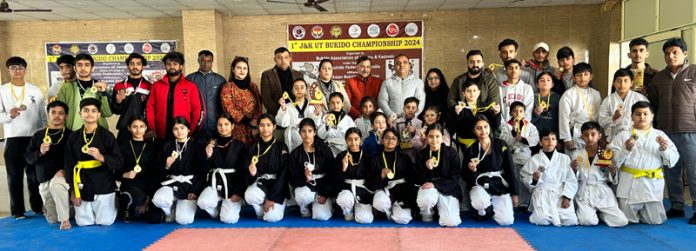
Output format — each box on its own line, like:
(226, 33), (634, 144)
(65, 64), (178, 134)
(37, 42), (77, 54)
(45, 40), (177, 88)
(287, 21), (424, 83)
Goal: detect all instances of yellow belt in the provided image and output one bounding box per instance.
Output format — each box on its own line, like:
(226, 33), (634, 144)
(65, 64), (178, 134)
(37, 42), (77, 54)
(457, 137), (476, 148)
(73, 160), (102, 198)
(620, 166), (663, 179)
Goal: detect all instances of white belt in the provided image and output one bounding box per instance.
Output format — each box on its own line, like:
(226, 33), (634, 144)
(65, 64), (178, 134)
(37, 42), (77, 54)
(212, 168), (236, 198)
(475, 171), (509, 188)
(345, 179), (372, 203)
(308, 173), (326, 186)
(161, 175), (194, 186)
(257, 173), (277, 180)
(384, 178), (406, 196)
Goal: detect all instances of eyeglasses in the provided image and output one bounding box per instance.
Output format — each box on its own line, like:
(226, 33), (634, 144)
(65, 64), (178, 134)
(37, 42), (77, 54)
(8, 66), (26, 71)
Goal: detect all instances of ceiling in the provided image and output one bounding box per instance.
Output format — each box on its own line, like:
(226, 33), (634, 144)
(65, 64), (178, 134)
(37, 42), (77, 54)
(0, 0), (606, 21)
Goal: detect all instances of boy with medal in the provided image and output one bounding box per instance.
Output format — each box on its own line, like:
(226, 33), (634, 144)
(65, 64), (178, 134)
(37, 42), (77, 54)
(64, 98), (123, 226)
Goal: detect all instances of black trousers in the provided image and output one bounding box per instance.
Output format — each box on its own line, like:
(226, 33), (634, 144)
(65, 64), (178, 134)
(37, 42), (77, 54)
(118, 183), (147, 213)
(4, 137), (42, 216)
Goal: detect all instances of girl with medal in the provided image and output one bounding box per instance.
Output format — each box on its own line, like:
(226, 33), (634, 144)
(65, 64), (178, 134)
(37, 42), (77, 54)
(318, 92), (356, 156)
(415, 124), (462, 227)
(362, 111), (388, 158)
(370, 128), (417, 224)
(197, 113), (248, 224)
(117, 116), (157, 223)
(335, 128), (375, 223)
(412, 106), (451, 151)
(276, 78), (321, 151)
(151, 117), (205, 225)
(244, 114), (290, 222)
(288, 118), (336, 220)
(463, 115), (518, 226)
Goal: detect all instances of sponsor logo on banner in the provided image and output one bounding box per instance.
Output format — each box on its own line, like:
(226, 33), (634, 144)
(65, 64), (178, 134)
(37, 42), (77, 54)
(87, 44), (98, 54)
(51, 44), (62, 55)
(142, 43), (153, 54)
(311, 26), (324, 39)
(386, 23), (399, 37)
(124, 43), (134, 54)
(70, 44), (80, 54)
(292, 26), (306, 39)
(404, 22), (418, 36)
(330, 25), (342, 38)
(106, 44), (116, 54)
(161, 43), (171, 53)
(367, 24), (380, 37)
(348, 24), (361, 38)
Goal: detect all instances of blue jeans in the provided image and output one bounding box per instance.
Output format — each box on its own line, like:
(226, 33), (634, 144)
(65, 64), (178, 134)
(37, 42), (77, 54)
(666, 133), (696, 211)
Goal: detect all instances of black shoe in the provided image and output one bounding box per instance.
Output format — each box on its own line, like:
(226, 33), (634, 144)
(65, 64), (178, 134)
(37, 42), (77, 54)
(123, 210), (135, 223)
(517, 206), (529, 214)
(689, 215), (696, 225)
(666, 208), (685, 218)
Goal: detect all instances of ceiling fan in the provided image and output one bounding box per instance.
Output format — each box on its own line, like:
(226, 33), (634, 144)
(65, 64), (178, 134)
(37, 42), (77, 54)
(0, 0), (52, 13)
(267, 0), (330, 12)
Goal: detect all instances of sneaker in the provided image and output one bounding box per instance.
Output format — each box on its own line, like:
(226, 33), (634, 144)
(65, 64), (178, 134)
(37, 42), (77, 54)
(344, 214), (355, 221)
(421, 214), (433, 223)
(123, 211), (135, 223)
(666, 208), (685, 218)
(689, 215), (696, 225)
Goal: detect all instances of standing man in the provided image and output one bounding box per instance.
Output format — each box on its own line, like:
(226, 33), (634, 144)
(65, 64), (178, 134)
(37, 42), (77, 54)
(56, 53), (112, 131)
(625, 38), (658, 96)
(0, 56), (47, 219)
(345, 56), (383, 119)
(553, 46), (576, 94)
(448, 50), (500, 108)
(650, 38), (696, 224)
(146, 51), (204, 141)
(260, 47), (303, 116)
(524, 42), (555, 81)
(185, 50), (226, 140)
(112, 53), (152, 142)
(491, 39), (535, 91)
(378, 54), (425, 119)
(48, 55), (76, 102)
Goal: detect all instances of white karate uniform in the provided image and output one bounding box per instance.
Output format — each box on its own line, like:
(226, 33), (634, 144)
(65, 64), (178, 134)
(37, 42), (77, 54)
(609, 127), (680, 224)
(354, 117), (372, 141)
(317, 114), (356, 156)
(38, 176), (70, 224)
(244, 183), (286, 222)
(197, 186), (242, 224)
(499, 121), (539, 207)
(469, 186), (514, 226)
(373, 189), (413, 224)
(276, 102), (321, 151)
(521, 151), (579, 226)
(416, 187), (461, 227)
(598, 91), (648, 141)
(74, 192), (117, 226)
(559, 86), (601, 155)
(336, 188), (374, 224)
(152, 186), (198, 225)
(294, 186), (333, 221)
(499, 81), (534, 122)
(569, 148), (628, 227)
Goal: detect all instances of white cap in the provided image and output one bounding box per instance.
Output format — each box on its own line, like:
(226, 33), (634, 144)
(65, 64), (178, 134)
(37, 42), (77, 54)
(533, 42), (549, 52)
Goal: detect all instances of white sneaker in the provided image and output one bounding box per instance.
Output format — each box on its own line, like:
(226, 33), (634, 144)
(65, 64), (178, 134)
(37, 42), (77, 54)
(421, 214), (433, 223)
(344, 214), (355, 221)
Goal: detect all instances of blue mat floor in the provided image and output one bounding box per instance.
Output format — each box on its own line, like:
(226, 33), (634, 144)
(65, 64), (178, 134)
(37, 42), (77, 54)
(1, 203), (694, 251)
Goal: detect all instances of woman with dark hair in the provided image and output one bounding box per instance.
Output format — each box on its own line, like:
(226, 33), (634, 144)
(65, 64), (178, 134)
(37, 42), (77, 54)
(370, 128), (417, 224)
(288, 118), (336, 220)
(308, 59), (351, 113)
(335, 128), (375, 223)
(420, 68), (449, 122)
(244, 113), (290, 222)
(151, 116), (206, 225)
(463, 115), (518, 226)
(197, 113), (248, 224)
(221, 57), (262, 145)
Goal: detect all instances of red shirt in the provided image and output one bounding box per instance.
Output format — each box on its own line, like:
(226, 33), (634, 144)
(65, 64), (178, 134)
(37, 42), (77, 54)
(146, 75), (204, 139)
(345, 76), (383, 118)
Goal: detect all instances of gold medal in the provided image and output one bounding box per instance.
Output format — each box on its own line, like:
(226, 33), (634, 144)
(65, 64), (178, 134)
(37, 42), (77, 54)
(209, 139), (216, 146)
(558, 66), (564, 72)
(19, 104), (27, 111)
(133, 165), (142, 173)
(432, 158), (439, 167)
(387, 171), (395, 179)
(282, 91), (290, 101)
(617, 104), (625, 111)
(81, 145), (89, 153)
(251, 155), (259, 165)
(171, 151), (179, 159)
(539, 101), (548, 110)
(328, 113), (336, 127)
(471, 158), (480, 165)
(90, 86), (98, 93)
(43, 136), (52, 144)
(576, 156), (583, 163)
(538, 166), (546, 173)
(603, 149), (614, 159)
(631, 133), (639, 140)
